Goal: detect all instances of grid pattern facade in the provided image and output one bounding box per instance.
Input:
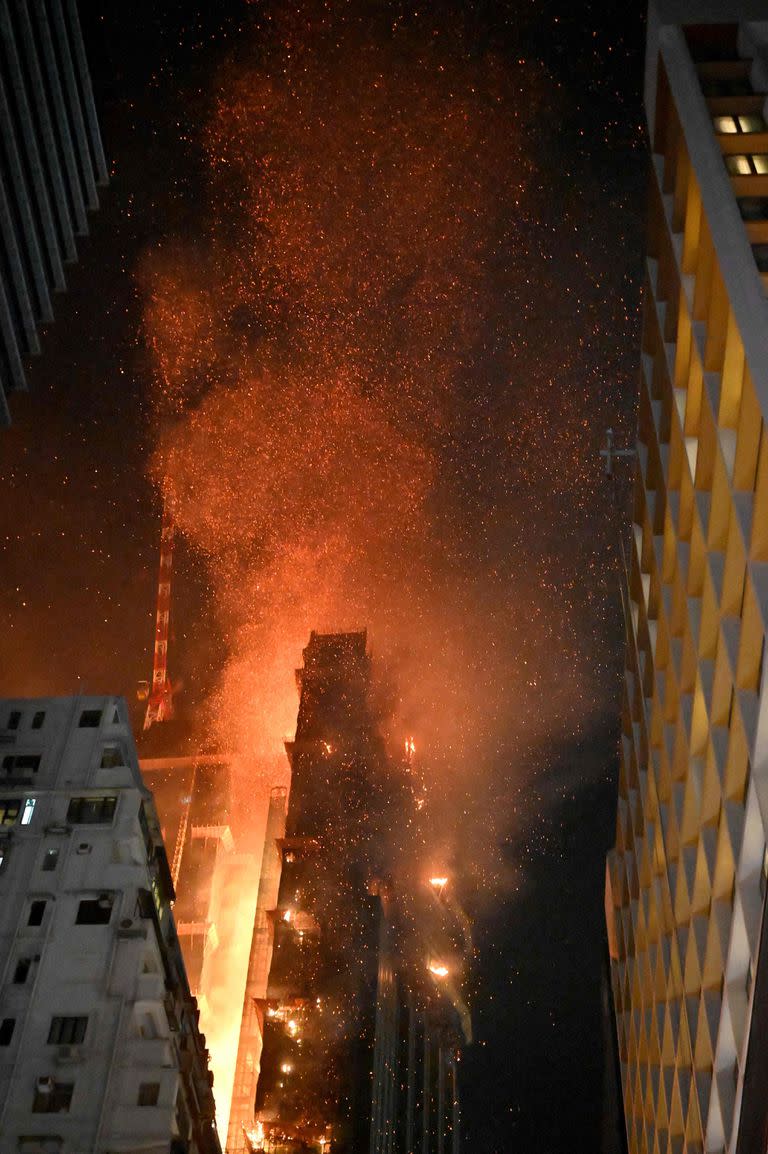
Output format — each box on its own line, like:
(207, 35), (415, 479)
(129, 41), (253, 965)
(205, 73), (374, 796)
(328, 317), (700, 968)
(0, 0), (108, 423)
(606, 16), (768, 1154)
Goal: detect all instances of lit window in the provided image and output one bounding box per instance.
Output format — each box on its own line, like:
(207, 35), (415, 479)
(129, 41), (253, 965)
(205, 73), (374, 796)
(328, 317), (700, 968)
(48, 1016), (87, 1045)
(739, 114), (766, 133)
(726, 155), (752, 175)
(0, 800), (21, 826)
(714, 115), (738, 134)
(753, 155), (768, 175)
(21, 798), (36, 826)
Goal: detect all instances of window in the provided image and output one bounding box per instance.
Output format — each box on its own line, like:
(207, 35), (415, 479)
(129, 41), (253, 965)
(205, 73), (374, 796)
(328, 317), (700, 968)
(75, 896), (113, 926)
(137, 1082), (160, 1107)
(753, 245), (768, 273)
(42, 849), (59, 872)
(0, 799), (21, 826)
(28, 900), (46, 927)
(714, 113), (767, 134)
(7, 710), (21, 730)
(66, 796), (117, 824)
(78, 710), (102, 728)
(32, 1079), (74, 1113)
(13, 958), (31, 984)
(0, 1018), (15, 1045)
(31, 711), (45, 730)
(740, 198), (768, 222)
(725, 154), (768, 176)
(21, 798), (36, 826)
(2, 754), (41, 774)
(0, 840), (8, 871)
(48, 1016), (87, 1045)
(100, 745), (125, 769)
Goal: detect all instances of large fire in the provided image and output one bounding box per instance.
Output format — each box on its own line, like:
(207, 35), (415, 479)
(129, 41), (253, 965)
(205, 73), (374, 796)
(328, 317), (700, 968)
(138, 0), (613, 1130)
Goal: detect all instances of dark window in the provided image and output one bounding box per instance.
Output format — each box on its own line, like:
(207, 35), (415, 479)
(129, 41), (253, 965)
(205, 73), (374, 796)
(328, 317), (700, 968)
(0, 841), (7, 871)
(48, 1016), (87, 1045)
(76, 896), (113, 926)
(0, 1018), (15, 1045)
(0, 800), (20, 826)
(32, 1079), (74, 1113)
(78, 710), (102, 728)
(31, 711), (45, 730)
(137, 1081), (160, 1107)
(42, 849), (59, 871)
(7, 711), (21, 730)
(100, 745), (124, 769)
(3, 754), (41, 774)
(739, 198), (768, 222)
(66, 796), (117, 825)
(28, 900), (46, 927)
(13, 958), (31, 983)
(753, 244), (768, 273)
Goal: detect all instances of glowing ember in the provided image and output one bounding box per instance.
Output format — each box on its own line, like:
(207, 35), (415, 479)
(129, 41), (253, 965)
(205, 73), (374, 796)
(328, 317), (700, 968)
(428, 962), (450, 979)
(429, 876), (449, 892)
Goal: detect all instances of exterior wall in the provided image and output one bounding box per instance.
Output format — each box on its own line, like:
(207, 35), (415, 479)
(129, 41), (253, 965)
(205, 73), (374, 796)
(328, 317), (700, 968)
(0, 0), (108, 424)
(0, 696), (220, 1154)
(607, 10), (768, 1154)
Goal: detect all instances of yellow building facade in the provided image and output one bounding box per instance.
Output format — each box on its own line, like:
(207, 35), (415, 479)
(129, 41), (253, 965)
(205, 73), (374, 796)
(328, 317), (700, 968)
(606, 8), (768, 1154)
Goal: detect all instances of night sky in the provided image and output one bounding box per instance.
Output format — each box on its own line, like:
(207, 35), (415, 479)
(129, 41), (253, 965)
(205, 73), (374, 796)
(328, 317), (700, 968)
(0, 3), (647, 1151)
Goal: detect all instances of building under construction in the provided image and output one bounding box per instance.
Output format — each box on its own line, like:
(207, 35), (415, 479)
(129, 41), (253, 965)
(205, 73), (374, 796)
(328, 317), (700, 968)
(229, 631), (469, 1154)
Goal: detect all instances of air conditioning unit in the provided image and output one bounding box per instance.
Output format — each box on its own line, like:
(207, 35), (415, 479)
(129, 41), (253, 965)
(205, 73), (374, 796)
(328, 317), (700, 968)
(36, 1076), (54, 1094)
(55, 1045), (82, 1064)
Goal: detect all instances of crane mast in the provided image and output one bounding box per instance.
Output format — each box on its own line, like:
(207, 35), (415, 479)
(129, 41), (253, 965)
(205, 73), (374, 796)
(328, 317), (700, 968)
(143, 489), (175, 730)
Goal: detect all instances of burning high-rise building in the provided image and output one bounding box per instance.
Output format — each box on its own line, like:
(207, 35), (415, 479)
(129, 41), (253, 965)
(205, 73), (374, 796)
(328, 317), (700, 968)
(235, 631), (469, 1154)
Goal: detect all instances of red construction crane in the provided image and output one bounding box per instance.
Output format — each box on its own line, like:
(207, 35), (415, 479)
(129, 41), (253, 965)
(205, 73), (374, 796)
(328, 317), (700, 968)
(140, 488), (176, 730)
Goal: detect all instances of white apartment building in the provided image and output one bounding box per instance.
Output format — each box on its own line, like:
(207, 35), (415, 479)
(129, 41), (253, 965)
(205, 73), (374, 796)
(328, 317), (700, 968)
(0, 696), (222, 1154)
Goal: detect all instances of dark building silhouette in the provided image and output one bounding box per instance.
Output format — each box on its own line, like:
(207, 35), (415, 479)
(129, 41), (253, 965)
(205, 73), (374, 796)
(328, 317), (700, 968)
(0, 0), (108, 422)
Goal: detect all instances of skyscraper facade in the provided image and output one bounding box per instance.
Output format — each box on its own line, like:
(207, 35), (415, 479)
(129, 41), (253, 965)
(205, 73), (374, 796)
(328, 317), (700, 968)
(0, 0), (108, 423)
(0, 695), (221, 1154)
(606, 5), (768, 1153)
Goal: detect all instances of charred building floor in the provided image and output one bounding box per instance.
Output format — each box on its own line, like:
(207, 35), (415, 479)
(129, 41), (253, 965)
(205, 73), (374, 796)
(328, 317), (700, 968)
(235, 631), (470, 1154)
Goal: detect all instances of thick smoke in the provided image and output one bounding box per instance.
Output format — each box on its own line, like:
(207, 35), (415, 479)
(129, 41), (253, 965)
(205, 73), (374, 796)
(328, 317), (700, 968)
(139, 3), (608, 888)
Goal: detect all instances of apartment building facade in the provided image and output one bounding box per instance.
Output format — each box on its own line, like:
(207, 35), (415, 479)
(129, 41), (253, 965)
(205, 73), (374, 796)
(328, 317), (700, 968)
(606, 5), (768, 1154)
(0, 695), (221, 1154)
